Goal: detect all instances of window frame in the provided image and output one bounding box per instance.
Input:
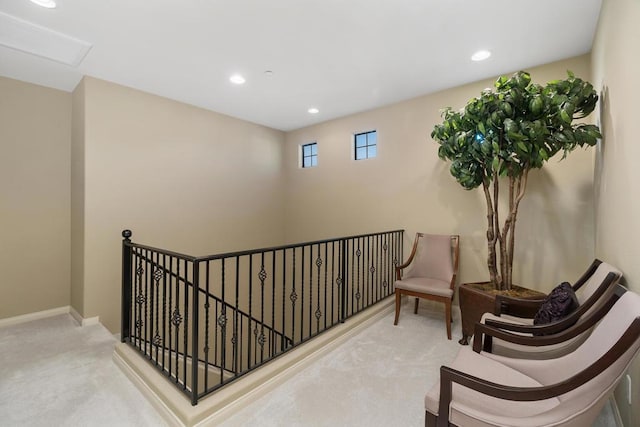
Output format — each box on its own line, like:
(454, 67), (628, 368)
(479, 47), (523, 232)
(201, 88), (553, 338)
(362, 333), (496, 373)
(354, 130), (377, 161)
(301, 142), (318, 168)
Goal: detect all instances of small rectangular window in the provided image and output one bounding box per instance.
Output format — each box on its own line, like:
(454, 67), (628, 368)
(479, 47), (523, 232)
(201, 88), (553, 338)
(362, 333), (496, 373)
(354, 130), (377, 160)
(302, 142), (318, 168)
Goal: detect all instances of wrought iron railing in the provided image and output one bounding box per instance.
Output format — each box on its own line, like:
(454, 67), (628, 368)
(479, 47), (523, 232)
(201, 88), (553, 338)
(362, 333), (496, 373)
(121, 229), (404, 405)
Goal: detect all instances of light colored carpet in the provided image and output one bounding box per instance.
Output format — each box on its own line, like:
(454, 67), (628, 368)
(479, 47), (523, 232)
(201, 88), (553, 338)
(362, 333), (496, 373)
(0, 314), (167, 427)
(0, 302), (618, 426)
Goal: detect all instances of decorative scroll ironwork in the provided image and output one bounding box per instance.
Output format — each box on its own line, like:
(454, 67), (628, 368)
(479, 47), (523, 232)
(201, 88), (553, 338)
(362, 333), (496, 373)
(136, 293), (146, 305)
(171, 309), (182, 327)
(217, 313), (227, 328)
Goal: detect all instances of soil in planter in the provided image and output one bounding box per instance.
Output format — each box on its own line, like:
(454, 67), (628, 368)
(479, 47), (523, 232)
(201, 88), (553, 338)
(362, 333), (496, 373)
(469, 282), (546, 298)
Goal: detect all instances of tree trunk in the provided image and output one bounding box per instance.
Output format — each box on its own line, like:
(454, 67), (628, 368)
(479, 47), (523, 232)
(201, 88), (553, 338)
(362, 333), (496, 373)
(482, 180), (498, 287)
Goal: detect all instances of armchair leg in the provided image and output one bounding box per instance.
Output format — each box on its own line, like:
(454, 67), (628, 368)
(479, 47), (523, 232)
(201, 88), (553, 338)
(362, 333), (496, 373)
(414, 297), (419, 314)
(394, 291), (401, 325)
(445, 301), (452, 340)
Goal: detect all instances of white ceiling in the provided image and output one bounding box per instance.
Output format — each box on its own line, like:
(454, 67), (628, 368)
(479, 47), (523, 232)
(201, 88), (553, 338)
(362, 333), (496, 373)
(0, 0), (602, 131)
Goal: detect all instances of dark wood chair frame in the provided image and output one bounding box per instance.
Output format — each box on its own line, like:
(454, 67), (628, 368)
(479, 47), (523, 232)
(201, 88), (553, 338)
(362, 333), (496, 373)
(394, 233), (460, 340)
(474, 284), (627, 354)
(483, 266), (621, 339)
(426, 287), (640, 427)
(493, 259), (607, 319)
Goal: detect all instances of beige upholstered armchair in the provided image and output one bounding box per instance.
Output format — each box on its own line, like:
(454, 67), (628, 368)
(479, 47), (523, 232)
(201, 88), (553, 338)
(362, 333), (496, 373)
(425, 288), (640, 427)
(393, 233), (459, 340)
(477, 260), (622, 359)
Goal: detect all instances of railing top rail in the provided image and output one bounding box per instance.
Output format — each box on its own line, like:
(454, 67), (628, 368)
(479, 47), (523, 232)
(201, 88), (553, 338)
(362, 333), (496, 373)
(193, 229), (405, 262)
(123, 229), (404, 263)
(124, 240), (197, 262)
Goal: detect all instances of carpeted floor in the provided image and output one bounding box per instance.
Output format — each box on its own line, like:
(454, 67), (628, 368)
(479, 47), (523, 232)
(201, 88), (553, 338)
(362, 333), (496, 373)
(0, 301), (618, 426)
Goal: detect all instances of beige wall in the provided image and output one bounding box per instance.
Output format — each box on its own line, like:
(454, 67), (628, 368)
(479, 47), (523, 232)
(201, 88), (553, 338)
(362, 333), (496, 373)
(77, 77), (286, 332)
(284, 55), (595, 294)
(591, 0), (640, 423)
(0, 77), (71, 319)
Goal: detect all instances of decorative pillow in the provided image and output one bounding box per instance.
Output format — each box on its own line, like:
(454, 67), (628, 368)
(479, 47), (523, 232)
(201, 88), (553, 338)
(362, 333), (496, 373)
(533, 282), (579, 332)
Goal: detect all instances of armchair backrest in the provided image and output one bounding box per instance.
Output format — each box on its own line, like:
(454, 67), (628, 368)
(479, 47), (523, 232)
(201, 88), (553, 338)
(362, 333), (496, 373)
(404, 234), (458, 285)
(574, 261), (622, 305)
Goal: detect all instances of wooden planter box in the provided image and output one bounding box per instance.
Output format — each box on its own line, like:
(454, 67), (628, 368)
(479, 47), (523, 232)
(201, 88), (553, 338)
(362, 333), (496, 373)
(458, 282), (546, 345)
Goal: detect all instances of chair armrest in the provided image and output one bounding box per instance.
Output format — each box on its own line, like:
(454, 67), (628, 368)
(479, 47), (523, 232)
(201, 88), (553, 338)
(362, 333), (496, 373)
(395, 262), (412, 280)
(494, 294), (545, 318)
(437, 318), (640, 427)
(474, 285), (626, 353)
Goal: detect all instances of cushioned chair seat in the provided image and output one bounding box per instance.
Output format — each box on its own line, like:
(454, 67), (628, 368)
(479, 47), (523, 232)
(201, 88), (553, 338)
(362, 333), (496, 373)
(394, 277), (453, 298)
(425, 347), (560, 426)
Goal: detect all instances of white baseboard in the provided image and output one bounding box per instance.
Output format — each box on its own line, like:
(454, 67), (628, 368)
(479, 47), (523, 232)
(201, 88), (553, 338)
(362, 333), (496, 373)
(0, 306), (100, 329)
(0, 306), (71, 328)
(69, 306), (100, 326)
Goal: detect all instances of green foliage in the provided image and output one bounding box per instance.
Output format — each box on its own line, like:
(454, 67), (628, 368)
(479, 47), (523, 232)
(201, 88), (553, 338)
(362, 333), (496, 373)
(431, 70), (601, 190)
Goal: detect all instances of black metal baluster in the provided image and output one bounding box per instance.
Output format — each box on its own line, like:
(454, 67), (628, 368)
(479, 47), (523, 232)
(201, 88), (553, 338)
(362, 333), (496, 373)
(323, 243), (328, 330)
(315, 243), (322, 333)
(364, 237), (369, 307)
(204, 261), (210, 392)
(214, 298), (218, 373)
(309, 245), (313, 337)
(291, 247), (297, 342)
(161, 254), (167, 371)
(234, 256), (240, 375)
(167, 256), (173, 379)
(153, 251), (160, 364)
(183, 259), (189, 391)
(356, 238), (361, 313)
(331, 242), (335, 325)
(271, 250), (276, 358)
(281, 249), (286, 350)
(220, 259), (226, 385)
(174, 259), (181, 385)
(133, 250), (140, 349)
(248, 255), (254, 368)
(191, 261), (200, 405)
(259, 252), (266, 364)
(145, 249), (151, 357)
(301, 246), (306, 340)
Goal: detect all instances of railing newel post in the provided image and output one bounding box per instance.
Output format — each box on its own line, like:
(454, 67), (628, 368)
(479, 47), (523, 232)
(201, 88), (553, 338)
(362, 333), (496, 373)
(191, 259), (200, 406)
(121, 229), (133, 343)
(340, 238), (347, 323)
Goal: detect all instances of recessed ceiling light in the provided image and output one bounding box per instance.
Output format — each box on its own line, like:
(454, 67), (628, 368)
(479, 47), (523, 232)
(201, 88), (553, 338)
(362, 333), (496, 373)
(229, 74), (246, 85)
(308, 108), (319, 114)
(29, 0), (56, 8)
(471, 50), (491, 61)
(264, 70), (274, 77)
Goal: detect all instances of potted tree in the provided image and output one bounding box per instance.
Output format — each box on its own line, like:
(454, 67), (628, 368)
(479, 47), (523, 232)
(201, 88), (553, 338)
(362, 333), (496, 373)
(431, 70), (601, 344)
